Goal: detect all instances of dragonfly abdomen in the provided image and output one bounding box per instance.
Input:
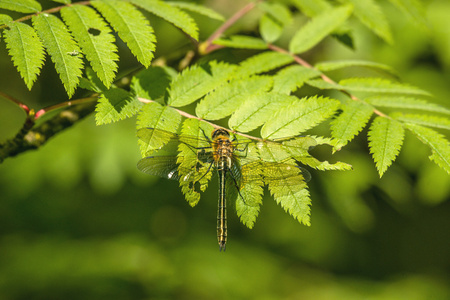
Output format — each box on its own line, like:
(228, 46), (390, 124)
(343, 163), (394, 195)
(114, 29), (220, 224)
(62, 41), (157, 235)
(217, 159), (228, 251)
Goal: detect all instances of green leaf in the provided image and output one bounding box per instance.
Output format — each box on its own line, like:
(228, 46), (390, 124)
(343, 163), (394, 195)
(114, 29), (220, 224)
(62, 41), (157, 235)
(95, 88), (142, 125)
(256, 141), (311, 225)
(364, 96), (450, 115)
(391, 113), (450, 130)
(236, 142), (264, 228)
(92, 0), (156, 68)
(331, 100), (374, 151)
(196, 76), (273, 120)
(262, 96), (340, 139)
(0, 0), (41, 13)
(388, 0), (428, 29)
(136, 102), (182, 156)
(213, 35), (268, 50)
(260, 14), (283, 43)
(406, 124), (450, 174)
(339, 78), (431, 96)
(258, 2), (292, 26)
(289, 5), (353, 54)
(60, 5), (118, 89)
(4, 22), (45, 90)
(306, 78), (342, 90)
(272, 65), (320, 94)
(290, 0), (332, 17)
(131, 66), (174, 100)
(177, 119), (214, 206)
(0, 14), (13, 25)
(168, 61), (236, 107)
(82, 67), (108, 92)
(337, 0), (393, 44)
(229, 93), (295, 132)
(237, 51), (294, 77)
(368, 117), (405, 177)
(166, 1), (224, 21)
(128, 0), (199, 41)
(52, 0), (71, 4)
(315, 60), (397, 76)
(32, 14), (83, 97)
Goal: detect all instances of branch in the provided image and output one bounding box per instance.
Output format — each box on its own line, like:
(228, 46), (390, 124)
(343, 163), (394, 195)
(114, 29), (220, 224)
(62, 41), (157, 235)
(0, 97), (97, 163)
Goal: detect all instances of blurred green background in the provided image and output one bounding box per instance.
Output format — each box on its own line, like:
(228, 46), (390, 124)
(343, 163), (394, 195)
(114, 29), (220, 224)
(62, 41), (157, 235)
(1, 0), (449, 299)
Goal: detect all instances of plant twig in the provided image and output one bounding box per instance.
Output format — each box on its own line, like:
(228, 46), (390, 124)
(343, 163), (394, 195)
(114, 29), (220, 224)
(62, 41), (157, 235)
(200, 1), (261, 54)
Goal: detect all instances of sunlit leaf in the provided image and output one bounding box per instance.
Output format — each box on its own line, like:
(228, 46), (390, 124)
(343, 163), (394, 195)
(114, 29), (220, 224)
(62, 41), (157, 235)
(368, 117), (405, 177)
(289, 5), (353, 54)
(128, 0), (199, 40)
(168, 61), (236, 107)
(92, 0), (156, 67)
(365, 96), (450, 114)
(0, 0), (41, 13)
(229, 93), (295, 132)
(136, 102), (182, 156)
(406, 124), (450, 174)
(213, 35), (268, 50)
(196, 76), (273, 120)
(272, 65), (320, 94)
(392, 113), (450, 130)
(237, 51), (294, 77)
(166, 1), (224, 21)
(337, 0), (393, 43)
(262, 96), (340, 139)
(95, 88), (142, 125)
(4, 22), (45, 90)
(32, 13), (83, 97)
(331, 100), (374, 151)
(60, 5), (118, 88)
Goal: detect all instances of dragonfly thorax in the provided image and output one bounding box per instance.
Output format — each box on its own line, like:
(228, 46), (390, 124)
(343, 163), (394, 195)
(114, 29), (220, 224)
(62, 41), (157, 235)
(211, 129), (234, 169)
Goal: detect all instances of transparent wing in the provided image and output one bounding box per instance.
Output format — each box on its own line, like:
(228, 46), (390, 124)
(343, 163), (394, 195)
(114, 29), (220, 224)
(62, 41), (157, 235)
(138, 127), (213, 154)
(137, 156), (180, 180)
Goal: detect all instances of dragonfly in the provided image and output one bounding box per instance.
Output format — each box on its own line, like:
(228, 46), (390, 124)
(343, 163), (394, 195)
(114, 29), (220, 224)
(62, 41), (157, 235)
(137, 126), (313, 251)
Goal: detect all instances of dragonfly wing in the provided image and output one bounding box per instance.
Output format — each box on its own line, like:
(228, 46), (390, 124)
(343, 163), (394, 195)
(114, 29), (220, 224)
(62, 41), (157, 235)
(137, 156), (181, 180)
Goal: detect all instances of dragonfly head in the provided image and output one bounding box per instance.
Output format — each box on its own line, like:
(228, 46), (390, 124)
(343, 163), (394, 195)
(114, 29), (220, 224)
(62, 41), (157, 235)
(211, 128), (230, 140)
